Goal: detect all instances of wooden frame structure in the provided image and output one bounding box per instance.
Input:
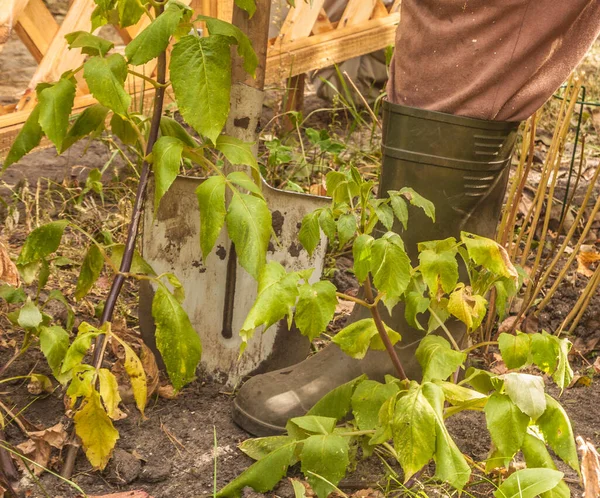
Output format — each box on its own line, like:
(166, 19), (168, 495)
(0, 0), (401, 154)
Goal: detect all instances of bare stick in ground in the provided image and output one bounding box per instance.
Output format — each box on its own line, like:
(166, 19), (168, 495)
(61, 12), (168, 478)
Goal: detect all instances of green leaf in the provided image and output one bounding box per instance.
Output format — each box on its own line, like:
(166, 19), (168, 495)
(170, 34), (231, 143)
(38, 78), (76, 150)
(226, 191), (271, 279)
(399, 187), (435, 222)
(0, 285), (26, 304)
(67, 365), (95, 404)
(464, 367), (495, 394)
(374, 201), (394, 231)
(287, 416), (337, 439)
(65, 31), (114, 56)
(240, 435), (294, 461)
(307, 375), (365, 421)
(300, 434), (349, 498)
(416, 336), (466, 382)
(233, 0), (256, 18)
(62, 104), (109, 152)
(152, 136), (184, 212)
(388, 192), (408, 230)
(352, 234), (374, 284)
(18, 298), (43, 329)
(75, 244), (104, 300)
(110, 113), (138, 145)
(109, 245), (156, 275)
(152, 285), (202, 391)
(447, 284), (487, 330)
(17, 220), (69, 266)
(404, 290), (430, 330)
(299, 211), (321, 257)
(501, 372), (546, 420)
(498, 332), (531, 370)
(196, 176), (227, 260)
(351, 379), (399, 431)
(422, 382), (471, 490)
(318, 209), (336, 242)
(61, 330), (100, 374)
(160, 116), (198, 148)
(537, 395), (579, 471)
(336, 213), (356, 247)
(227, 171), (263, 196)
(332, 318), (400, 359)
(552, 336), (574, 391)
(494, 468), (564, 498)
(74, 390), (119, 470)
(521, 433), (571, 498)
(39, 326), (70, 381)
(295, 281), (337, 341)
(370, 232), (411, 310)
(194, 17), (257, 73)
(392, 382), (437, 481)
(83, 54), (131, 115)
(460, 232), (517, 279)
(125, 3), (187, 65)
(240, 262), (300, 344)
(485, 393), (529, 466)
(216, 135), (258, 170)
(118, 0), (145, 27)
(418, 239), (458, 296)
(3, 105), (43, 168)
(325, 171), (359, 205)
(217, 442), (296, 498)
(427, 297), (450, 333)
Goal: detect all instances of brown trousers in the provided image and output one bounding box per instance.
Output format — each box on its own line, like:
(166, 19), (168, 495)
(389, 1), (600, 122)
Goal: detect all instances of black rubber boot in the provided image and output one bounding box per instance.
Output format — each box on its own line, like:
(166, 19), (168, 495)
(233, 102), (520, 436)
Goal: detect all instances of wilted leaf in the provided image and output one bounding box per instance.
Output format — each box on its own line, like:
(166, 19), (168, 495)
(577, 436), (600, 498)
(576, 247), (600, 277)
(74, 390), (119, 469)
(0, 242), (20, 287)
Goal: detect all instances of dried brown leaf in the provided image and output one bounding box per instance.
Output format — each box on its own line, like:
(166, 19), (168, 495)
(86, 492), (154, 498)
(577, 246), (600, 278)
(0, 242), (20, 287)
(577, 435), (600, 498)
(593, 356), (600, 374)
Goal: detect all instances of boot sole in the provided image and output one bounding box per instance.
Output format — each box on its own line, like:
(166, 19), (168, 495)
(232, 398), (287, 437)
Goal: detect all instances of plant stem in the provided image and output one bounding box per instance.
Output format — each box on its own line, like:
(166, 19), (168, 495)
(461, 341), (498, 355)
(363, 279), (407, 380)
(62, 8), (168, 480)
(428, 306), (460, 350)
(335, 292), (371, 308)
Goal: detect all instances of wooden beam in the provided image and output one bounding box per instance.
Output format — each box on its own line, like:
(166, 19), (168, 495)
(0, 0), (30, 55)
(18, 0), (97, 110)
(265, 13), (400, 85)
(278, 0), (326, 44)
(390, 0), (402, 14)
(372, 1), (389, 19)
(312, 9), (334, 35)
(338, 0), (377, 29)
(14, 0), (59, 62)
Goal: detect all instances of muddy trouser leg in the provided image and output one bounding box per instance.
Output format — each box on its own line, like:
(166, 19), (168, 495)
(231, 1), (600, 437)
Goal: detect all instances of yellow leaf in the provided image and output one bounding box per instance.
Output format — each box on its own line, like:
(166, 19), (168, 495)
(74, 390), (119, 470)
(98, 368), (126, 420)
(112, 334), (147, 416)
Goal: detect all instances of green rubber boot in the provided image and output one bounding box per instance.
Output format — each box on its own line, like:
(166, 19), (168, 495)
(233, 102), (520, 436)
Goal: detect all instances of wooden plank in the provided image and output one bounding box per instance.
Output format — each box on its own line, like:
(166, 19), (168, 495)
(14, 0), (60, 61)
(390, 0), (402, 14)
(283, 73), (305, 132)
(265, 13), (400, 85)
(338, 0), (377, 29)
(311, 9), (334, 35)
(217, 0), (234, 22)
(278, 0), (326, 44)
(372, 1), (389, 19)
(19, 0), (97, 109)
(0, 0), (30, 54)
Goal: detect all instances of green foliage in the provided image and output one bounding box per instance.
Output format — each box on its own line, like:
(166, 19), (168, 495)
(17, 220), (69, 266)
(416, 336), (466, 382)
(3, 106), (44, 168)
(66, 31), (114, 57)
(38, 78), (77, 150)
(152, 136), (185, 212)
(152, 284), (202, 392)
(494, 468), (564, 498)
(83, 54), (131, 115)
(196, 176), (227, 259)
(295, 281), (337, 341)
(332, 319), (400, 359)
(75, 244), (104, 300)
